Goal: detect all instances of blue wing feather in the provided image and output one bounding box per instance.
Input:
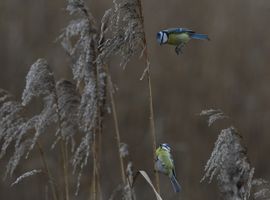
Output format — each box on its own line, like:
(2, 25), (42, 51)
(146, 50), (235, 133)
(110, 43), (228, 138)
(164, 27), (194, 34)
(190, 33), (209, 40)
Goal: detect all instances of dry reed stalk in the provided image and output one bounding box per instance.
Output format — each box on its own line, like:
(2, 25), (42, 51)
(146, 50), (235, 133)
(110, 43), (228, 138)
(95, 115), (103, 200)
(37, 141), (59, 200)
(136, 0), (160, 193)
(60, 140), (69, 200)
(91, 43), (104, 200)
(91, 134), (97, 200)
(89, 121), (102, 200)
(106, 65), (126, 185)
(54, 79), (70, 200)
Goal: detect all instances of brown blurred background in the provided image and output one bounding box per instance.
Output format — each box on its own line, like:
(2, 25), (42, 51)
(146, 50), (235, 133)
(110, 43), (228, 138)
(1, 0), (270, 199)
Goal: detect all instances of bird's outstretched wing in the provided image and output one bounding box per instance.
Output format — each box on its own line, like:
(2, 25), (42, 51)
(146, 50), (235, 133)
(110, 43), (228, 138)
(164, 28), (195, 34)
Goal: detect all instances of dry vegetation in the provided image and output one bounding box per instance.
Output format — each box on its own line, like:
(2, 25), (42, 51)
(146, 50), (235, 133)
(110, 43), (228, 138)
(1, 0), (159, 199)
(0, 0), (270, 200)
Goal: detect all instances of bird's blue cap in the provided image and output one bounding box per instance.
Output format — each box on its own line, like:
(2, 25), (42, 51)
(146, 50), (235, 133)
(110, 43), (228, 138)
(160, 143), (171, 151)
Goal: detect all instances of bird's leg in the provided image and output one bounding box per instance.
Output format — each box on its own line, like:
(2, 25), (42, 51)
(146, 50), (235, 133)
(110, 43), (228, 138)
(175, 45), (181, 55)
(175, 43), (185, 55)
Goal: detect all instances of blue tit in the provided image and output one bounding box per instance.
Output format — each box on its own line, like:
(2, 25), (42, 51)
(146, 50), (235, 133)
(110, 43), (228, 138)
(155, 143), (181, 192)
(156, 27), (210, 55)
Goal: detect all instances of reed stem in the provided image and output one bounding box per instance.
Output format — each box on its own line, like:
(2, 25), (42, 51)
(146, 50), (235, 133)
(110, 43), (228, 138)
(53, 88), (70, 200)
(37, 141), (59, 200)
(106, 65), (126, 185)
(136, 0), (160, 193)
(60, 140), (69, 200)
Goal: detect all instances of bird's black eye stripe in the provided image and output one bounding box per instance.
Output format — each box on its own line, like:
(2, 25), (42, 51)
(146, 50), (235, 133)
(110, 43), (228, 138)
(161, 32), (164, 43)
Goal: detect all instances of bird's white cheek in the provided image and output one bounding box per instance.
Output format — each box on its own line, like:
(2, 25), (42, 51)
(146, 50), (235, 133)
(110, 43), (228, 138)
(162, 34), (168, 44)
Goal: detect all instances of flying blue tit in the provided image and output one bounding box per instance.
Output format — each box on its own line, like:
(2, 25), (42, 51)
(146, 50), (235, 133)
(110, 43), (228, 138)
(156, 27), (210, 55)
(155, 143), (181, 192)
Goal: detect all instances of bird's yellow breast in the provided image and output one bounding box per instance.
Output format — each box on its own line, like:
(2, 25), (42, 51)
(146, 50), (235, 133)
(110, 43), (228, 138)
(167, 33), (190, 45)
(156, 147), (174, 169)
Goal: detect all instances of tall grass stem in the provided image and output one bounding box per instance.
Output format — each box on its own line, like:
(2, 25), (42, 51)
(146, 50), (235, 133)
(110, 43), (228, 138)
(37, 141), (59, 200)
(106, 65), (126, 185)
(136, 0), (160, 193)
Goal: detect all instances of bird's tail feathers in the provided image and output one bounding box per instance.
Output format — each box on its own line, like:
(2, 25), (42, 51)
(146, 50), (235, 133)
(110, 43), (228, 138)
(190, 33), (210, 40)
(170, 175), (181, 193)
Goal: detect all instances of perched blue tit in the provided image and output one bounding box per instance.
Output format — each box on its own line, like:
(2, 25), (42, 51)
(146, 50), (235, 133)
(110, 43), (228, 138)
(156, 27), (210, 55)
(155, 143), (181, 192)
